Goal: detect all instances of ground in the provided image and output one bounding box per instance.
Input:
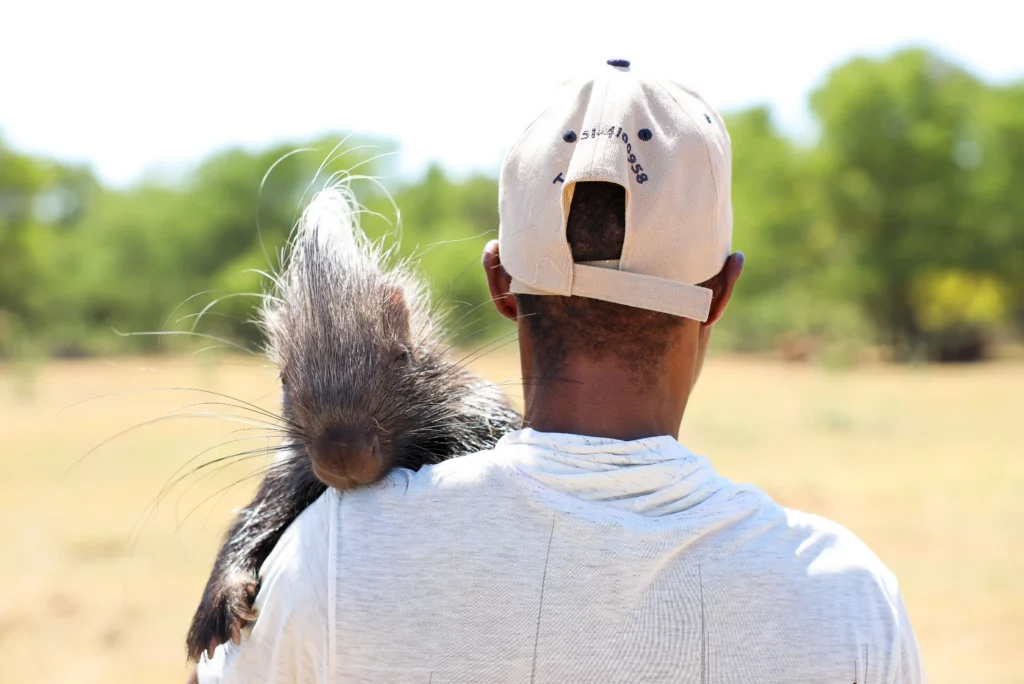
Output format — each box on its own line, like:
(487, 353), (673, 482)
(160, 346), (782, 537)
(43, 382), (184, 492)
(0, 352), (1021, 683)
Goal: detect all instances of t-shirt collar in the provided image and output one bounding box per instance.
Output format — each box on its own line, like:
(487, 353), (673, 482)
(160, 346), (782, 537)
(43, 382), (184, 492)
(496, 428), (724, 518)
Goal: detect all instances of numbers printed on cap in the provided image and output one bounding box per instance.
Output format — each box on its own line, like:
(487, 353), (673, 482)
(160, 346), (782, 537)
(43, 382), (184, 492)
(578, 125), (649, 184)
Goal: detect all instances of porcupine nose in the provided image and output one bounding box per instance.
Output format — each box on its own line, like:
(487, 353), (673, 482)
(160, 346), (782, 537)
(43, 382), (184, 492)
(311, 426), (384, 489)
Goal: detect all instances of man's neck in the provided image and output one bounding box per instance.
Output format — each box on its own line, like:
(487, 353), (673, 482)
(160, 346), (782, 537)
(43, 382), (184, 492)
(519, 356), (692, 442)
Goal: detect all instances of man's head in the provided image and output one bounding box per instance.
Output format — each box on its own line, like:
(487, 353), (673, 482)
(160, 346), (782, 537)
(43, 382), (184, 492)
(484, 60), (743, 433)
(483, 183), (742, 391)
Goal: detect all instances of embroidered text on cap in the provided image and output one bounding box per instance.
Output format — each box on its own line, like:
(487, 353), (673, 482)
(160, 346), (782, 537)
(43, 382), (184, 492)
(606, 59), (630, 68)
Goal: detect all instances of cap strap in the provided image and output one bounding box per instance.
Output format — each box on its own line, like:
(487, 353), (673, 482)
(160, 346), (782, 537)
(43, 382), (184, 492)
(508, 266), (713, 322)
(570, 264), (713, 322)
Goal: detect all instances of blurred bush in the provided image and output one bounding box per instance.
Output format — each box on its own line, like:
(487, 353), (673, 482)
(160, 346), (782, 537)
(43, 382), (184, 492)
(0, 48), (1021, 362)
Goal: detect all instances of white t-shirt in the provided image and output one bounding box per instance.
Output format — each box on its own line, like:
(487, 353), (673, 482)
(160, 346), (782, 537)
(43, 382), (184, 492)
(198, 429), (925, 683)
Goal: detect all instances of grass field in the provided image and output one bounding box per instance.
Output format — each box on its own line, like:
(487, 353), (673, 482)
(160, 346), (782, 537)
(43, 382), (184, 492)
(0, 351), (1021, 683)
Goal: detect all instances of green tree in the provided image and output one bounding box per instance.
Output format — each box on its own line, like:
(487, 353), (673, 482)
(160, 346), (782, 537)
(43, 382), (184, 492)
(42, 136), (396, 354)
(811, 48), (1001, 360)
(3, 49), (1021, 362)
(0, 136), (98, 355)
(973, 82), (1024, 334)
(718, 106), (865, 357)
(0, 140), (46, 335)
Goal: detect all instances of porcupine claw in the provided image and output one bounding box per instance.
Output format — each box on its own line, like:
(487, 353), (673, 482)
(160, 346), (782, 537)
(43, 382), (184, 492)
(187, 571), (259, 662)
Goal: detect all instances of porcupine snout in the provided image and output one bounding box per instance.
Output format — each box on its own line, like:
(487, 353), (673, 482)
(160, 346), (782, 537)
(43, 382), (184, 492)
(310, 425), (385, 489)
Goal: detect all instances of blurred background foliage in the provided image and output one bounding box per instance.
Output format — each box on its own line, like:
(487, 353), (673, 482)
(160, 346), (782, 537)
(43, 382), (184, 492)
(1, 48), (1021, 363)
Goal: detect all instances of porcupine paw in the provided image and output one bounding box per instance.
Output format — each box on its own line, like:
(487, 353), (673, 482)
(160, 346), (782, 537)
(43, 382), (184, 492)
(186, 573), (259, 662)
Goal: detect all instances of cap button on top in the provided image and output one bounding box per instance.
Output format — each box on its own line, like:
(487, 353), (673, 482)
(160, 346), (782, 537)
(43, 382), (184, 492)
(606, 59), (630, 68)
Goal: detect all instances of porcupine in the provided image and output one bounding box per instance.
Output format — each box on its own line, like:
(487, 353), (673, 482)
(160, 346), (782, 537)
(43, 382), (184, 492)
(185, 183), (522, 661)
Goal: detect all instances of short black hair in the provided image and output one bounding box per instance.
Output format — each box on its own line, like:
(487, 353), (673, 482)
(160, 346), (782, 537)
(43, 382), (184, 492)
(515, 181), (686, 380)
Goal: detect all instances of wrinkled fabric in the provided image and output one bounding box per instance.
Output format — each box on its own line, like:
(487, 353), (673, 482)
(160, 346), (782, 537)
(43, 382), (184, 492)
(199, 429), (925, 683)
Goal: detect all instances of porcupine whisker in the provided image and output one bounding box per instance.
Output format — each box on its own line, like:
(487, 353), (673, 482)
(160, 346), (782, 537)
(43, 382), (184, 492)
(130, 440), (292, 548)
(316, 142), (382, 183)
(245, 269), (286, 294)
(188, 344), (239, 356)
(292, 135), (363, 215)
(154, 434), (292, 509)
(295, 172), (404, 251)
(442, 329), (523, 376)
(289, 151), (400, 243)
(349, 172), (402, 222)
(181, 292), (270, 332)
(184, 445), (295, 485)
(180, 445), (298, 498)
(57, 387), (292, 423)
(112, 329), (258, 355)
(58, 386), (300, 431)
(258, 147), (320, 268)
(335, 203), (402, 233)
(324, 156), (400, 192)
(420, 304), (534, 361)
(194, 457), (298, 533)
(401, 234), (498, 284)
(160, 290), (224, 343)
(449, 376), (532, 393)
(424, 318), (518, 361)
(450, 322), (529, 361)
(417, 297), (506, 352)
(153, 400), (296, 432)
(68, 410), (293, 475)
(177, 454), (306, 532)
(180, 448), (299, 511)
(94, 358), (277, 372)
(448, 338), (525, 380)
(132, 440), (292, 532)
(180, 401), (291, 423)
(173, 445), (296, 528)
(193, 343), (235, 355)
(173, 311), (244, 329)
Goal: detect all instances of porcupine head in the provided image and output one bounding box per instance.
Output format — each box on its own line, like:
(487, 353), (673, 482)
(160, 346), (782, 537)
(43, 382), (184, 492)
(260, 184), (446, 489)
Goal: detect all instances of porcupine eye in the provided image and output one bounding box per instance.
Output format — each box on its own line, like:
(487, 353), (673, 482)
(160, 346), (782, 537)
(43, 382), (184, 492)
(393, 344), (411, 366)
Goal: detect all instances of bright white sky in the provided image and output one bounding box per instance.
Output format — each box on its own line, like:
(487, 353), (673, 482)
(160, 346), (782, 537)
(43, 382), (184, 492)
(2, 0), (1021, 187)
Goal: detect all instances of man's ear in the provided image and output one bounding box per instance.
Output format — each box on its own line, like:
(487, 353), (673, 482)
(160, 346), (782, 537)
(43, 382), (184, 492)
(482, 240), (518, 321)
(704, 252), (744, 326)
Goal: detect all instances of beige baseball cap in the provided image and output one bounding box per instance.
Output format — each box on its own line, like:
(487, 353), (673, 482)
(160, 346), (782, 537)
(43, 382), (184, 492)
(498, 59), (733, 322)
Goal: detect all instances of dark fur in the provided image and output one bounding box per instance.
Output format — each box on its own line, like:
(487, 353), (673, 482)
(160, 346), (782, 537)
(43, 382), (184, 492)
(185, 185), (521, 661)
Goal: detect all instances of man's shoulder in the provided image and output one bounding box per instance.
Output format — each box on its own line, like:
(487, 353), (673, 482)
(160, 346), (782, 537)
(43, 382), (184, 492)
(198, 493), (333, 682)
(728, 500), (903, 617)
(248, 491), (333, 633)
(382, 445), (515, 493)
(699, 499), (922, 679)
(260, 488), (334, 579)
(783, 507), (899, 593)
(330, 446), (518, 522)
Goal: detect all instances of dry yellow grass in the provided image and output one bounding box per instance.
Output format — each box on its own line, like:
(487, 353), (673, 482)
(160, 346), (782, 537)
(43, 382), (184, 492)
(0, 352), (1021, 683)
